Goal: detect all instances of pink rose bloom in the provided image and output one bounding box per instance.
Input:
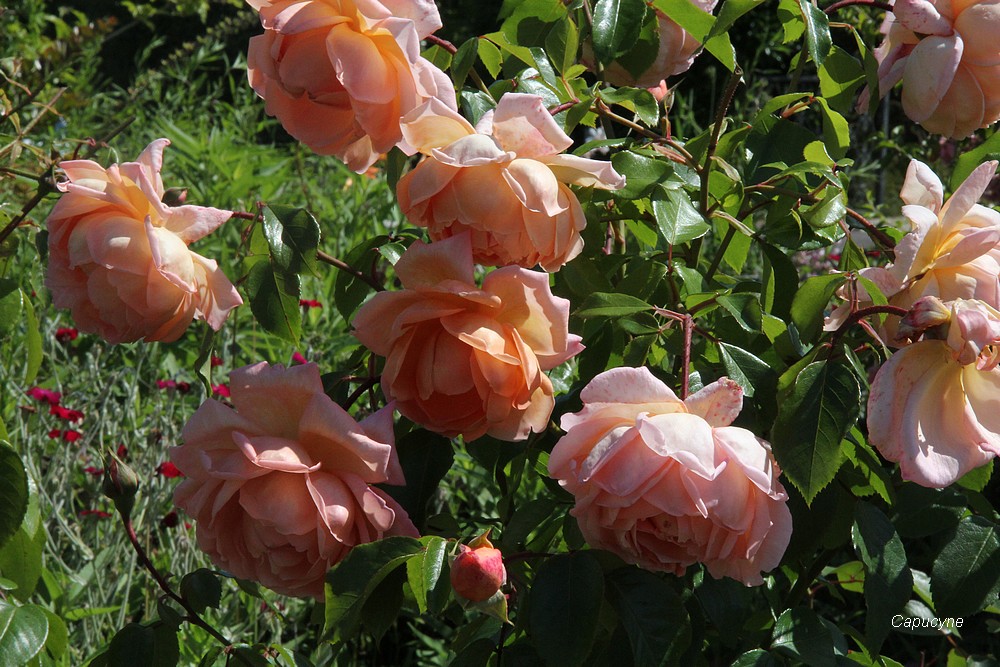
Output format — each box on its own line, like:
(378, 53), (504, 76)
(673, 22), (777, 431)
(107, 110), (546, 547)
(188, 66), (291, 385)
(548, 368), (792, 586)
(352, 233), (583, 441)
(602, 0), (719, 97)
(396, 93), (625, 271)
(868, 296), (1000, 487)
(170, 362), (417, 599)
(825, 159), (1000, 341)
(247, 0), (456, 172)
(45, 139), (242, 344)
(862, 0), (1000, 138)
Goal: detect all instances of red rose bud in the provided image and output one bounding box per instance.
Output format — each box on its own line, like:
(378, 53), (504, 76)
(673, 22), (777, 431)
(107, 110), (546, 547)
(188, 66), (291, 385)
(450, 536), (506, 602)
(102, 450), (139, 519)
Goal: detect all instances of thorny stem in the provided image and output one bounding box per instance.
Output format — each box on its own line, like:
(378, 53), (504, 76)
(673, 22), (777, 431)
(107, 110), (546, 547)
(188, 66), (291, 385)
(824, 0), (893, 14)
(700, 66), (743, 216)
(316, 250), (384, 291)
(425, 34), (457, 54)
(121, 515), (257, 663)
(680, 314), (694, 400)
(830, 303), (909, 347)
(594, 99), (669, 144)
(548, 99), (579, 116)
(845, 206), (896, 250)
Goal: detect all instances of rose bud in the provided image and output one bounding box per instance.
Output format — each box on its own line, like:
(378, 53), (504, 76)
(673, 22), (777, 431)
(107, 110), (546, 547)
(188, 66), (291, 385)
(102, 450), (139, 519)
(450, 535), (506, 603)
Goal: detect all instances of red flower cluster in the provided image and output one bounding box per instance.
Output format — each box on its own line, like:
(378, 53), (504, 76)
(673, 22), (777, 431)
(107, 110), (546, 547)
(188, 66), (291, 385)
(299, 299), (322, 309)
(156, 379), (192, 393)
(55, 327), (79, 343)
(49, 429), (82, 442)
(26, 387), (61, 405)
(50, 405), (84, 423)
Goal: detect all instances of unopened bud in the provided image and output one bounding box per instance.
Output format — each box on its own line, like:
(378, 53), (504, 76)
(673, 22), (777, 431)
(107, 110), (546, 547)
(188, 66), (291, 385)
(102, 449), (139, 519)
(161, 187), (188, 207)
(897, 295), (951, 342)
(451, 532), (506, 602)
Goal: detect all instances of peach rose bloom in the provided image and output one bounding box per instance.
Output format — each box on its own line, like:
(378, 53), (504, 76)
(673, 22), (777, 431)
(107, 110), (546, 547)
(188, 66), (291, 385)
(548, 368), (792, 585)
(170, 362), (417, 599)
(352, 233), (583, 441)
(825, 159), (1000, 341)
(862, 0), (1000, 138)
(602, 0), (719, 98)
(868, 296), (1000, 487)
(396, 93), (625, 271)
(247, 0), (456, 172)
(45, 139), (242, 344)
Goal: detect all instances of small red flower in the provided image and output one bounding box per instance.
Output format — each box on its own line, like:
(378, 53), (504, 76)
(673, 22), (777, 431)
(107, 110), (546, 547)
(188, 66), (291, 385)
(156, 379), (176, 390)
(116, 444), (128, 460)
(55, 327), (79, 343)
(47, 429), (61, 439)
(156, 461), (184, 478)
(212, 384), (231, 398)
(176, 381), (191, 394)
(291, 352), (308, 365)
(62, 430), (82, 442)
(50, 405), (84, 423)
(157, 379), (191, 393)
(160, 511), (180, 528)
(299, 299), (323, 309)
(28, 387), (61, 406)
(83, 466), (104, 476)
(78, 509), (113, 519)
(210, 355), (224, 367)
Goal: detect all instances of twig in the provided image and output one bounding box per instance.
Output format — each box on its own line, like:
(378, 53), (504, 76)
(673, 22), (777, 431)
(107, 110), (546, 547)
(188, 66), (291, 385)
(700, 66), (743, 215)
(594, 99), (668, 143)
(425, 34), (457, 54)
(680, 314), (693, 400)
(316, 250), (384, 291)
(845, 207), (896, 250)
(830, 304), (909, 347)
(824, 0), (893, 14)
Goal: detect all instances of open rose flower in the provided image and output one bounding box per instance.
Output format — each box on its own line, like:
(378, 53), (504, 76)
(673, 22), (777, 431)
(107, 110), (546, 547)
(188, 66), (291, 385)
(548, 367), (792, 585)
(826, 159), (1000, 342)
(45, 139), (242, 344)
(861, 0), (1000, 138)
(170, 362), (417, 599)
(871, 296), (1000, 480)
(869, 296), (1000, 487)
(247, 0), (456, 172)
(600, 0), (719, 99)
(396, 93), (625, 271)
(353, 233), (583, 441)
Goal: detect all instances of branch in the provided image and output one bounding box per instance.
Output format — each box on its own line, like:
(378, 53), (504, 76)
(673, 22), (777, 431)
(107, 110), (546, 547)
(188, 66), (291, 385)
(316, 250), (384, 291)
(845, 206), (896, 251)
(824, 0), (893, 14)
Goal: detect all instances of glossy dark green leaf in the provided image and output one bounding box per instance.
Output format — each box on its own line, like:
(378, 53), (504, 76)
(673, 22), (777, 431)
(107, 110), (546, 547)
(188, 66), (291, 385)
(180, 569), (222, 615)
(246, 259), (301, 343)
(789, 273), (846, 343)
(262, 205), (321, 276)
(592, 0), (646, 64)
(0, 442), (27, 550)
(600, 87), (659, 127)
(818, 46), (866, 115)
(797, 0), (832, 66)
(771, 608), (844, 667)
(360, 566), (406, 641)
(382, 429), (453, 530)
(528, 552), (604, 666)
(610, 151), (675, 199)
(452, 37), (479, 87)
(406, 536), (448, 615)
(932, 516), (1000, 618)
(334, 235), (387, 320)
(0, 601), (47, 667)
(853, 502), (912, 652)
(717, 343), (775, 398)
(771, 361), (859, 504)
(652, 187), (710, 245)
(576, 292), (652, 318)
(730, 650), (781, 667)
(324, 536), (423, 640)
(650, 0), (734, 69)
(607, 568), (690, 667)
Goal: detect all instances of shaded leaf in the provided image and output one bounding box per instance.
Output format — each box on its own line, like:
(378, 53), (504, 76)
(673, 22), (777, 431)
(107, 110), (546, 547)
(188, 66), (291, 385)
(528, 552), (604, 666)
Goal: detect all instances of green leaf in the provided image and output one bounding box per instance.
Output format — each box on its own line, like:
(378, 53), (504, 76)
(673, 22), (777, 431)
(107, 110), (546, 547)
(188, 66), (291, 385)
(478, 38), (503, 78)
(771, 607), (845, 667)
(324, 537), (423, 641)
(797, 0), (832, 66)
(651, 0), (735, 70)
(262, 205), (321, 277)
(406, 536), (448, 614)
(717, 343), (776, 398)
(0, 442), (27, 550)
(246, 259), (301, 343)
(803, 185), (846, 230)
(815, 98), (850, 161)
(179, 569), (222, 615)
(592, 0), (647, 64)
(0, 601), (48, 667)
(771, 361), (859, 504)
(600, 87), (659, 127)
(382, 429), (453, 530)
(610, 151), (676, 199)
(957, 460), (993, 492)
(452, 37), (479, 87)
(528, 552), (604, 667)
(789, 273), (846, 343)
(852, 502), (912, 652)
(951, 130), (1000, 189)
(818, 46), (866, 115)
(334, 235), (388, 320)
(932, 516), (1000, 618)
(21, 296), (41, 386)
(576, 292), (652, 318)
(40, 607), (68, 660)
(606, 568), (690, 667)
(544, 16), (579, 73)
(710, 0), (766, 36)
(0, 280), (22, 338)
(360, 567), (406, 641)
(652, 187), (710, 245)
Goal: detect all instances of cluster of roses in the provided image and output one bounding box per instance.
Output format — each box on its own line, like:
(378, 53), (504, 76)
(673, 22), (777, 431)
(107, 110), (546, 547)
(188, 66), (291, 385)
(40, 0), (1000, 600)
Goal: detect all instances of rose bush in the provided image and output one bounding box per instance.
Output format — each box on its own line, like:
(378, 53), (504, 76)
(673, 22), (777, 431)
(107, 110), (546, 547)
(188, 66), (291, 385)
(868, 296), (1000, 487)
(864, 0), (1000, 137)
(396, 93), (625, 271)
(170, 362), (417, 599)
(247, 0), (455, 172)
(44, 138), (242, 344)
(548, 367), (792, 586)
(352, 233), (583, 441)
